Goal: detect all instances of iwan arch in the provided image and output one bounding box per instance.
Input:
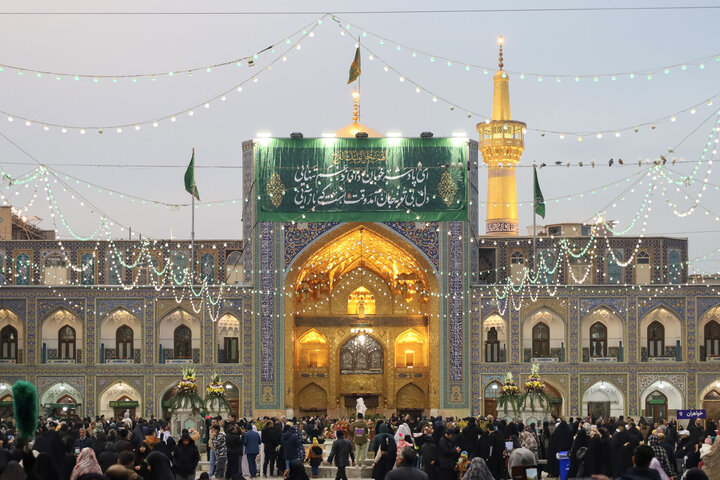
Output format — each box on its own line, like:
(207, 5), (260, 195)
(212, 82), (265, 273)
(284, 223), (441, 417)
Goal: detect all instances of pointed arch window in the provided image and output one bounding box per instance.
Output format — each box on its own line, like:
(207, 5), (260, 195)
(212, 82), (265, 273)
(116, 325), (133, 359)
(705, 320), (720, 358)
(58, 325), (76, 360)
(174, 325), (192, 359)
(532, 322), (550, 357)
(648, 321), (665, 357)
(590, 321), (607, 357)
(0, 325), (17, 361)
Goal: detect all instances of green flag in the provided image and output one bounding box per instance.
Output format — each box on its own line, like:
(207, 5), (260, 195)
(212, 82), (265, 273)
(347, 46), (361, 84)
(533, 166), (545, 218)
(184, 149), (200, 201)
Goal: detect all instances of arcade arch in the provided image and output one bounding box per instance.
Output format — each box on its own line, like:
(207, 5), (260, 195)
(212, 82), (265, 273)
(284, 223), (439, 416)
(639, 380), (683, 422)
(99, 308), (141, 363)
(522, 308), (565, 361)
(40, 308), (82, 363)
(98, 382), (142, 419)
(482, 314), (507, 362)
(580, 308), (624, 361)
(0, 308), (24, 363)
(216, 313), (241, 364)
(157, 308), (200, 363)
(699, 306), (720, 361)
(581, 381), (624, 418)
(40, 382), (83, 417)
(639, 307), (682, 361)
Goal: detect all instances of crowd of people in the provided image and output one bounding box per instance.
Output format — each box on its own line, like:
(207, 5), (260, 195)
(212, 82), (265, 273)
(0, 411), (716, 480)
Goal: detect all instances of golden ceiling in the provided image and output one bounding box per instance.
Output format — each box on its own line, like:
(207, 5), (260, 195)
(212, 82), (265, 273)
(295, 226), (426, 291)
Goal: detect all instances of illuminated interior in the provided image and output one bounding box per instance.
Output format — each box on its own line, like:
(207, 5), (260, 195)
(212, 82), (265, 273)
(395, 329), (426, 368)
(297, 329), (329, 368)
(347, 286), (376, 315)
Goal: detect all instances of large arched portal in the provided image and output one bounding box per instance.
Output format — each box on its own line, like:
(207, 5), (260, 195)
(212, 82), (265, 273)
(285, 223), (439, 417)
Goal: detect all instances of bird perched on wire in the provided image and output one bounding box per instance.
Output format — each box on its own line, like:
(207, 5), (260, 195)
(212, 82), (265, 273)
(608, 158), (614, 166)
(618, 158), (624, 165)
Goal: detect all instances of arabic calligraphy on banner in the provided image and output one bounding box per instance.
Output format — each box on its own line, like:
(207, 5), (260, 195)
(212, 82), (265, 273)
(255, 138), (468, 222)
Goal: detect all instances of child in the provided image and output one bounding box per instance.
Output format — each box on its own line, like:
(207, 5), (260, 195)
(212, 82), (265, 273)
(306, 437), (324, 478)
(456, 451), (470, 479)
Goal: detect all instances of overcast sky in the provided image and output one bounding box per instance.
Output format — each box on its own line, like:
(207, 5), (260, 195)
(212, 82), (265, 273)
(1, 0), (719, 273)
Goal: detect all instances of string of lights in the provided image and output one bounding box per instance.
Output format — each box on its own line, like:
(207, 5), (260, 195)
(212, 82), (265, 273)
(0, 16), (326, 83)
(333, 15), (720, 83)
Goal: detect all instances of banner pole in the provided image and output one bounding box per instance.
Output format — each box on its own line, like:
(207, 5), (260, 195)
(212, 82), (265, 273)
(191, 148), (196, 285)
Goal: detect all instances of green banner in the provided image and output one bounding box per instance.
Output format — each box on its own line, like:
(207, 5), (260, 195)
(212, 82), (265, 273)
(109, 401), (139, 408)
(255, 138), (468, 222)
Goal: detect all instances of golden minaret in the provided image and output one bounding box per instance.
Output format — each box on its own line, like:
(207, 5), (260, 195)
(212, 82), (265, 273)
(477, 36), (526, 236)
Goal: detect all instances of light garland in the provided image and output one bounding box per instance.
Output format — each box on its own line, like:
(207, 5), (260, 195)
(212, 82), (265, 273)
(0, 16), (326, 83)
(0, 20), (321, 133)
(332, 15), (720, 83)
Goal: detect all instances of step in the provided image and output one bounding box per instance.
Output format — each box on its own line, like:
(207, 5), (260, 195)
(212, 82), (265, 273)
(304, 465), (373, 478)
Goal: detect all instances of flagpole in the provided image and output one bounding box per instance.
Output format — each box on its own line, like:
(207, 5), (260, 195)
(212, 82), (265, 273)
(191, 148), (196, 285)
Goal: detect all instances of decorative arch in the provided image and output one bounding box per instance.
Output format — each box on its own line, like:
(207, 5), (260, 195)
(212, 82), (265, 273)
(328, 269), (391, 315)
(98, 381), (142, 419)
(699, 379), (720, 422)
(297, 329), (329, 369)
(157, 308), (200, 363)
(40, 308), (82, 363)
(216, 313), (241, 364)
(580, 307), (624, 361)
(0, 308), (23, 363)
(699, 306), (720, 360)
(639, 307), (682, 361)
(482, 314), (506, 362)
(523, 307), (566, 361)
(396, 383), (426, 411)
(340, 333), (383, 374)
(296, 382), (328, 414)
(40, 382), (83, 416)
(395, 329), (426, 368)
(582, 381), (625, 418)
(639, 380), (683, 415)
(99, 307), (141, 363)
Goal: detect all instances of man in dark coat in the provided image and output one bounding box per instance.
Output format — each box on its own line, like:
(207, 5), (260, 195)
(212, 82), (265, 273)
(74, 428), (93, 451)
(261, 420), (280, 477)
(437, 428), (460, 480)
(173, 430), (200, 480)
(281, 423), (303, 472)
(386, 447), (429, 480)
(328, 430), (355, 480)
(225, 423), (245, 478)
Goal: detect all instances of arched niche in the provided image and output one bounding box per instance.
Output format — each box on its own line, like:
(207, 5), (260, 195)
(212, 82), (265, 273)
(580, 308), (624, 362)
(99, 308), (141, 363)
(482, 314), (507, 362)
(216, 313), (241, 364)
(297, 382), (328, 416)
(43, 252), (69, 285)
(699, 306), (720, 361)
(0, 308), (24, 363)
(522, 307), (565, 361)
(329, 268), (391, 315)
(700, 379), (720, 423)
(396, 383), (426, 415)
(98, 382), (142, 419)
(40, 308), (83, 363)
(483, 381), (503, 418)
(394, 329), (426, 368)
(582, 381), (625, 418)
(340, 334), (383, 374)
(639, 380), (683, 420)
(297, 329), (329, 369)
(40, 382), (83, 416)
(639, 307), (682, 361)
(157, 308), (200, 363)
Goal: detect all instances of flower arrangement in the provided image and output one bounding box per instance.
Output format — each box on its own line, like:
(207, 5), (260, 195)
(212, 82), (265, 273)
(323, 418), (351, 440)
(497, 372), (523, 414)
(166, 366), (204, 413)
(204, 373), (231, 415)
(522, 363), (551, 411)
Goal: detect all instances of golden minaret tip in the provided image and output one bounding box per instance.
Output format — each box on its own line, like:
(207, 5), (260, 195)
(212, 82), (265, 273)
(498, 35), (504, 70)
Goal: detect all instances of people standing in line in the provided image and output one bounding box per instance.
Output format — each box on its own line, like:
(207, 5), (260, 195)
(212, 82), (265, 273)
(244, 424), (262, 478)
(327, 430), (355, 480)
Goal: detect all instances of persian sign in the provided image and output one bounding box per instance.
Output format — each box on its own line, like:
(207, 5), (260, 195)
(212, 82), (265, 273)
(676, 409), (705, 419)
(255, 138), (468, 222)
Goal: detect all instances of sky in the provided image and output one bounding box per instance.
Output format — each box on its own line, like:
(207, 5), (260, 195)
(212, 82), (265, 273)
(1, 0), (719, 273)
